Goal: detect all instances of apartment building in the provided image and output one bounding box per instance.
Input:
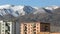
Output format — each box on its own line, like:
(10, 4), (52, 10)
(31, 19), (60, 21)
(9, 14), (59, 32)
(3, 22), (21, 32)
(20, 22), (50, 34)
(0, 20), (21, 34)
(0, 20), (14, 34)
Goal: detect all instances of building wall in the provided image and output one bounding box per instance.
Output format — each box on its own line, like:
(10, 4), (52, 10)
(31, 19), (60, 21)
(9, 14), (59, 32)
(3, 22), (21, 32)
(7, 22), (12, 34)
(50, 22), (60, 32)
(20, 22), (53, 34)
(0, 22), (1, 34)
(50, 32), (60, 34)
(16, 22), (20, 34)
(36, 23), (40, 34)
(1, 21), (5, 34)
(0, 20), (14, 34)
(20, 22), (40, 34)
(12, 22), (15, 34)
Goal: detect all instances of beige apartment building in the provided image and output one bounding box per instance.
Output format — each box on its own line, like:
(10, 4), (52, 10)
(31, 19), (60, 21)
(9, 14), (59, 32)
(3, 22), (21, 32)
(20, 22), (50, 34)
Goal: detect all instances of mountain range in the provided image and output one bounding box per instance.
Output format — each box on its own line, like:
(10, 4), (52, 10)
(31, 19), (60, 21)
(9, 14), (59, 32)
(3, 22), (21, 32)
(0, 5), (60, 23)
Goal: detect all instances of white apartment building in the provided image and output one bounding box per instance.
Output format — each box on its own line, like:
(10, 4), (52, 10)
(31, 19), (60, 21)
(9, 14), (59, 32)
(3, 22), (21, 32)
(0, 20), (20, 34)
(0, 20), (13, 34)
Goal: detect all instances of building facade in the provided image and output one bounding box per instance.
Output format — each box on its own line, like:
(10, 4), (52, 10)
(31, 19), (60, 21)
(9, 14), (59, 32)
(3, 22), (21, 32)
(0, 21), (14, 34)
(20, 22), (50, 34)
(0, 22), (1, 34)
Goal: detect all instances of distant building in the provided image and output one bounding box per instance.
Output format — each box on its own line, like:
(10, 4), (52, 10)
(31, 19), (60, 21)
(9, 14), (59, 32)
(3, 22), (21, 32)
(20, 22), (50, 34)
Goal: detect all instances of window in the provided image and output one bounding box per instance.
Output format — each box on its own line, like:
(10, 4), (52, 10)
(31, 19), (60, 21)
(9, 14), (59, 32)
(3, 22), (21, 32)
(5, 30), (8, 32)
(2, 30), (4, 32)
(25, 32), (27, 34)
(33, 32), (36, 34)
(24, 26), (27, 31)
(24, 24), (27, 26)
(33, 29), (36, 31)
(37, 27), (38, 29)
(8, 32), (10, 34)
(33, 26), (36, 28)
(45, 26), (49, 31)
(6, 23), (8, 26)
(28, 25), (30, 27)
(40, 23), (50, 32)
(33, 23), (36, 28)
(24, 24), (27, 31)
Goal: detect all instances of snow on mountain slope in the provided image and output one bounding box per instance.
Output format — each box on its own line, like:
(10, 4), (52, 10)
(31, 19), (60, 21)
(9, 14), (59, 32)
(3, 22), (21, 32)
(33, 7), (46, 14)
(0, 5), (46, 17)
(44, 5), (60, 14)
(0, 5), (60, 21)
(45, 5), (59, 10)
(0, 5), (12, 9)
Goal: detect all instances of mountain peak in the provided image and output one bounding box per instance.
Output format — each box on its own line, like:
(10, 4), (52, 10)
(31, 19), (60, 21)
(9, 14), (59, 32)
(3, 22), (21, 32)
(0, 5), (59, 17)
(45, 5), (60, 10)
(0, 4), (13, 9)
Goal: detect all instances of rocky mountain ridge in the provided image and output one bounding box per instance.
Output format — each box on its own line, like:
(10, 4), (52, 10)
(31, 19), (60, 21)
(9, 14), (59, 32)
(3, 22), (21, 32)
(0, 5), (60, 23)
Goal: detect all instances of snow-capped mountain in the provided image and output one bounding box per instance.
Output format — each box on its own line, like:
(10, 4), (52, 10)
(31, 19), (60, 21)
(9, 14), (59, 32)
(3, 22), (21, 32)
(0, 5), (46, 17)
(0, 5), (60, 23)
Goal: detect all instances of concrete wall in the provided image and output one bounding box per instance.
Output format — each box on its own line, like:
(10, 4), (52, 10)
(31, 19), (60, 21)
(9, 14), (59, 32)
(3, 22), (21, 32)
(12, 22), (15, 34)
(16, 22), (20, 34)
(50, 32), (60, 34)
(50, 22), (60, 32)
(0, 23), (1, 34)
